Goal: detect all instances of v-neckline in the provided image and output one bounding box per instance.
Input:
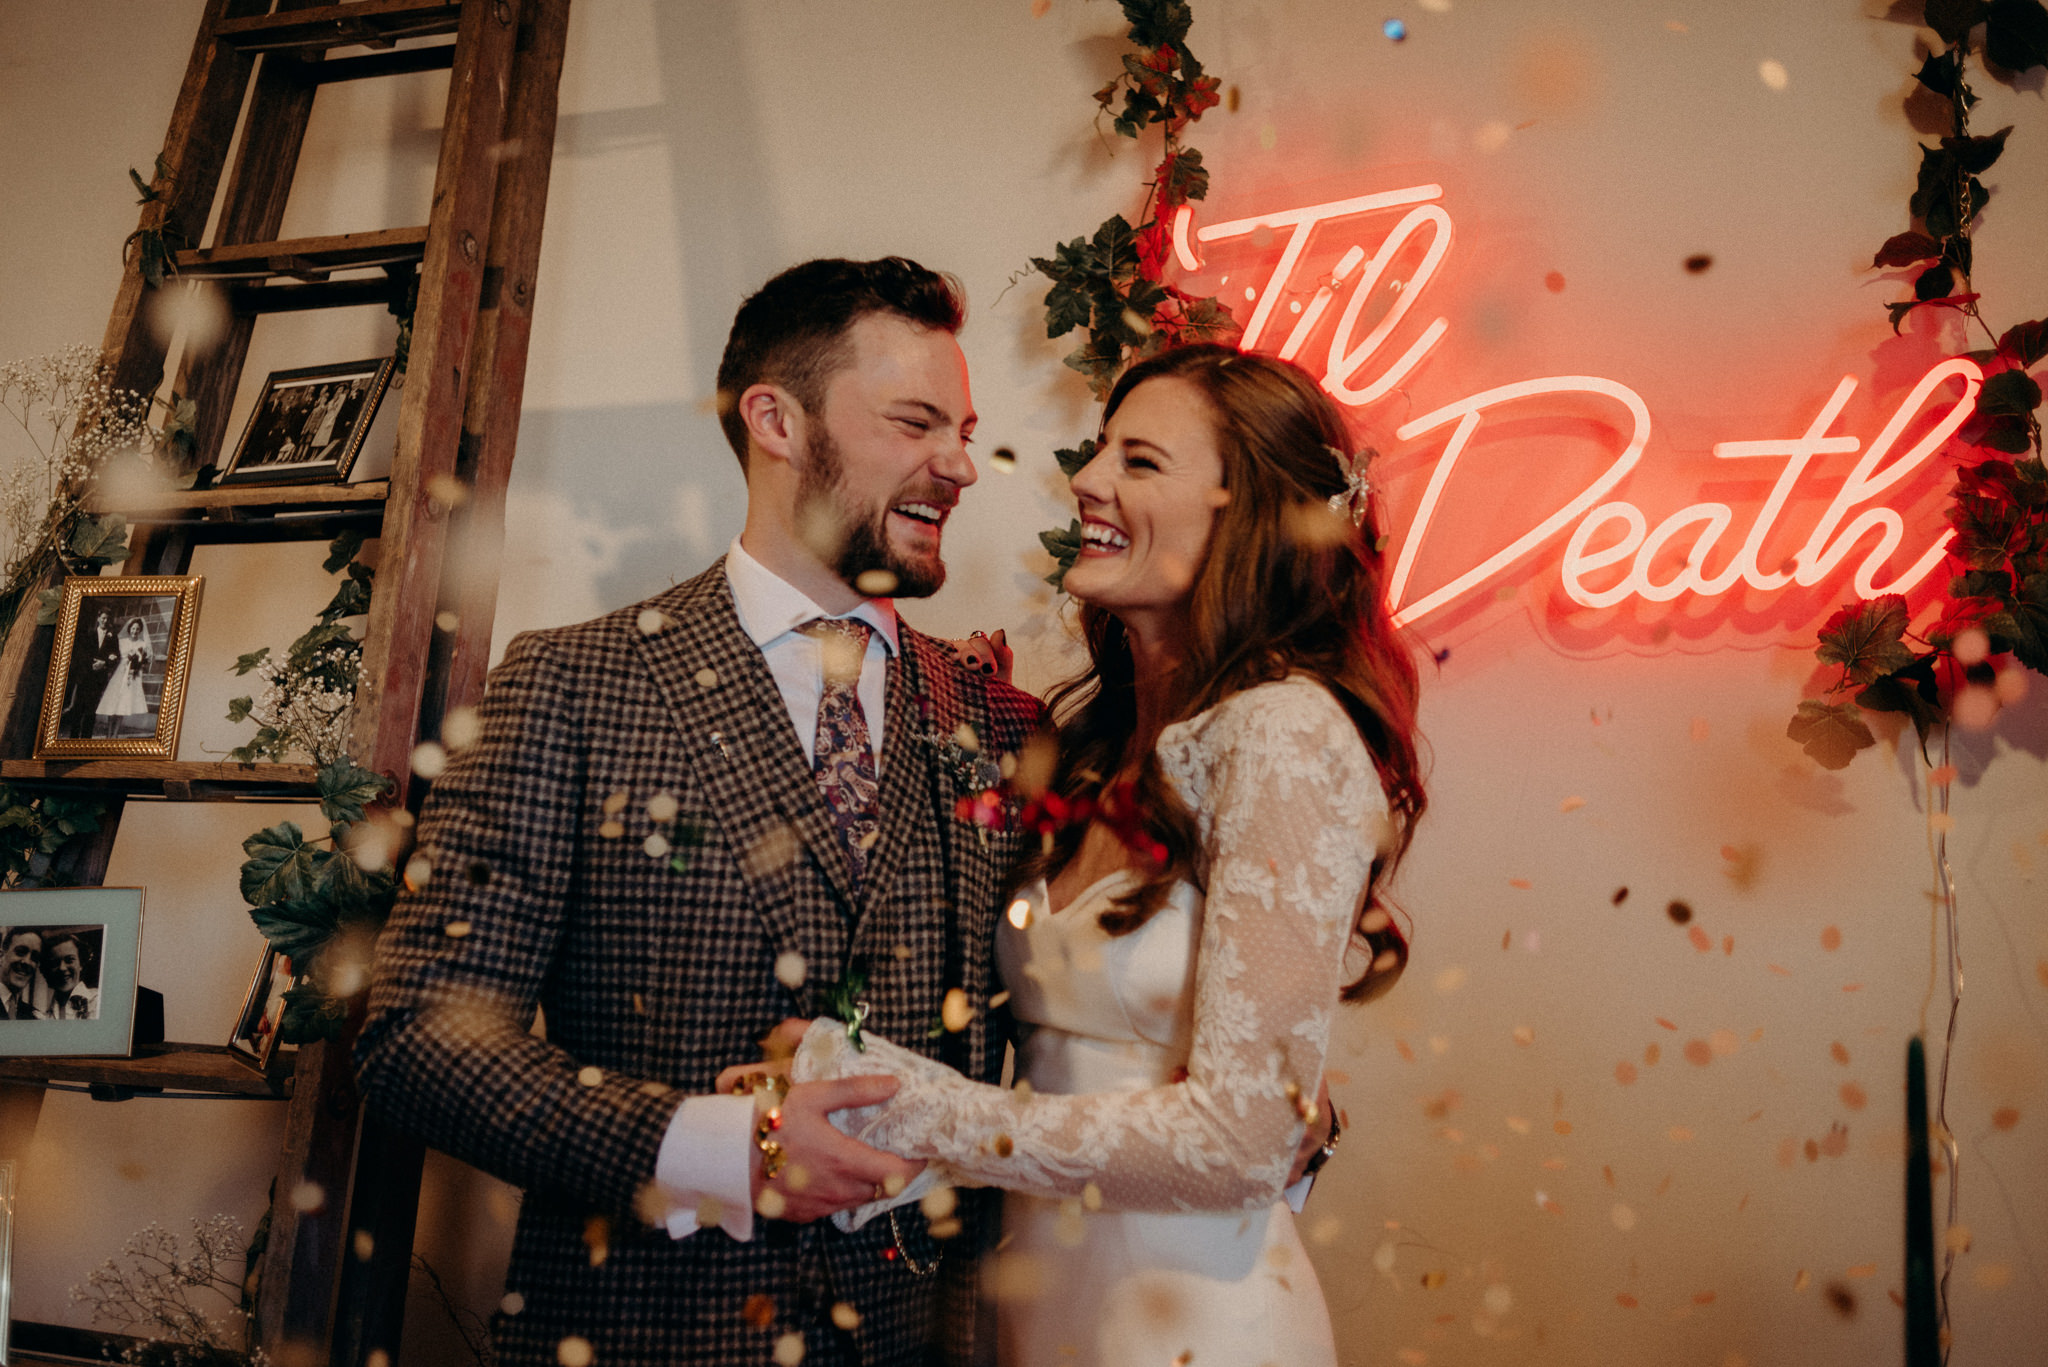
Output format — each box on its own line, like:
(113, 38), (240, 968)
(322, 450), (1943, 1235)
(1041, 867), (1141, 920)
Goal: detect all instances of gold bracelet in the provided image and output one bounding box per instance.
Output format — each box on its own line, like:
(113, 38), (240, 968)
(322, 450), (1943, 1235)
(754, 1105), (786, 1181)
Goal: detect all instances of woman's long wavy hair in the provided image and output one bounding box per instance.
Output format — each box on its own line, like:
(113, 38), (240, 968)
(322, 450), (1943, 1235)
(1013, 344), (1426, 1001)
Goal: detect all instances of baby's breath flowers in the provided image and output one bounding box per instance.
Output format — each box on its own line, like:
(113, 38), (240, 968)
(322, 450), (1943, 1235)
(71, 1215), (269, 1365)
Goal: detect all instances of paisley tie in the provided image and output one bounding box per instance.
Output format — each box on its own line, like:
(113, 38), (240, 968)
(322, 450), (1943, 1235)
(801, 618), (880, 887)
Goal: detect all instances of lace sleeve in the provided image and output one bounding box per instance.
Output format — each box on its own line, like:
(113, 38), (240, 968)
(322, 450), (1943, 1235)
(794, 680), (1385, 1212)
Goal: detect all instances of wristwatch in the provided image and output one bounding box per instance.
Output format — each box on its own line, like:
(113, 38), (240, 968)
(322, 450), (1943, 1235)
(1301, 1106), (1342, 1180)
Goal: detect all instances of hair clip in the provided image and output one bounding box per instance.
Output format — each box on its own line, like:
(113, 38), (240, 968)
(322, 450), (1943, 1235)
(1324, 444), (1374, 526)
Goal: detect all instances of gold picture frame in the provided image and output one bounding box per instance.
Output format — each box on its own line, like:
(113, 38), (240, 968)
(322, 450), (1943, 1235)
(227, 947), (297, 1069)
(34, 576), (204, 761)
(219, 356), (396, 486)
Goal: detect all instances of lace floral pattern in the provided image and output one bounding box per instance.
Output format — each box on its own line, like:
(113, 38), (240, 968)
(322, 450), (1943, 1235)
(795, 677), (1388, 1213)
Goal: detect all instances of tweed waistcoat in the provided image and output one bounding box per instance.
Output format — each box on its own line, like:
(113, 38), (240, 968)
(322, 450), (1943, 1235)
(359, 561), (1040, 1367)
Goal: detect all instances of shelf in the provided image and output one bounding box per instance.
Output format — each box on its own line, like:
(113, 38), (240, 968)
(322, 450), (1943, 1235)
(0, 760), (322, 801)
(0, 1042), (291, 1098)
(213, 0), (462, 54)
(89, 479), (389, 520)
(175, 226), (427, 282)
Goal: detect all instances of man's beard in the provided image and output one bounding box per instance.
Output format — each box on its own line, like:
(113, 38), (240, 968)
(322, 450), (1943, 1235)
(797, 425), (946, 598)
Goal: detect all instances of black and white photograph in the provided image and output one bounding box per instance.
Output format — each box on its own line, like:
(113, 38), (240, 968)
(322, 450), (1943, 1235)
(36, 576), (203, 761)
(219, 355), (395, 486)
(0, 889), (142, 1059)
(0, 924), (104, 1023)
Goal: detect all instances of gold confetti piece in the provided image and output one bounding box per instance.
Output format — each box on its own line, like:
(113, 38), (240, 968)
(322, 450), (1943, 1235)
(1845, 1263), (1876, 1279)
(830, 1301), (861, 1330)
(1723, 935), (1735, 955)
(647, 792), (680, 822)
(1930, 764), (1958, 786)
(1842, 983), (1862, 993)
(1433, 966), (1467, 993)
(1502, 929), (1512, 950)
(854, 568), (898, 596)
(1655, 1016), (1678, 1031)
(353, 1230), (375, 1260)
(598, 819), (624, 840)
(1421, 1270), (1447, 1289)
(1505, 1115), (1531, 1134)
(1554, 1119), (1573, 1135)
(784, 1164), (811, 1191)
(1992, 1106), (2020, 1130)
(1840, 1082), (1867, 1110)
(602, 792), (629, 816)
(1559, 796), (1586, 813)
(1054, 1199), (1086, 1247)
(1007, 897), (1032, 929)
(1668, 1126), (1694, 1142)
(922, 1185), (958, 1219)
(1508, 877), (1532, 890)
(695, 1195), (724, 1228)
(1170, 1354), (1193, 1367)
(1929, 812), (1955, 834)
(500, 1291), (526, 1316)
(894, 944), (914, 961)
(1615, 1061), (1637, 1085)
(442, 706), (482, 752)
(1768, 963), (1792, 976)
(775, 952), (807, 989)
(994, 1134), (1015, 1157)
(557, 1337), (595, 1367)
(1688, 926), (1712, 953)
(1031, 0), (1051, 16)
(1689, 717), (1709, 741)
(583, 1215), (610, 1266)
(1944, 1225), (1973, 1254)
(1820, 925), (1842, 951)
(988, 990), (1011, 1010)
(694, 667), (719, 688)
(636, 608), (671, 636)
(1709, 1029), (1740, 1056)
(773, 1331), (807, 1365)
(1643, 1042), (1661, 1066)
(445, 920), (472, 939)
(1975, 1263), (2013, 1289)
(1611, 1203), (1637, 1231)
(1545, 271), (1567, 293)
(1514, 1025), (1535, 1046)
(1484, 1283), (1513, 1315)
(435, 610), (461, 633)
(941, 987), (973, 1032)
(1395, 1038), (1416, 1062)
(1616, 1293), (1638, 1309)
(1080, 1182), (1103, 1211)
(411, 741), (449, 780)
(291, 1181), (326, 1212)
(577, 1066), (603, 1087)
(1540, 1157), (1565, 1170)
(426, 473), (470, 508)
(644, 833), (672, 859)
(1758, 58), (1789, 90)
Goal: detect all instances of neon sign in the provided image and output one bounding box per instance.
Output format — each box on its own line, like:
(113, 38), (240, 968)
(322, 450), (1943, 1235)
(1170, 189), (1983, 630)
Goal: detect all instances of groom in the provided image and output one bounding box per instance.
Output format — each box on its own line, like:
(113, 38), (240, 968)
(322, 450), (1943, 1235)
(359, 257), (1041, 1367)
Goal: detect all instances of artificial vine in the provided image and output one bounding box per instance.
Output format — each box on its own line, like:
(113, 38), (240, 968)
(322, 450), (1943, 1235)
(1788, 1), (2048, 768)
(1031, 0), (1238, 588)
(123, 156), (184, 290)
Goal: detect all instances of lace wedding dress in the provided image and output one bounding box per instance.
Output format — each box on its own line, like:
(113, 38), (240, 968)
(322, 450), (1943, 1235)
(797, 678), (1391, 1367)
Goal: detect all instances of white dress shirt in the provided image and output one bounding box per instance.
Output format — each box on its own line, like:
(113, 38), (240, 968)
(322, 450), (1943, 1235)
(652, 539), (898, 1242)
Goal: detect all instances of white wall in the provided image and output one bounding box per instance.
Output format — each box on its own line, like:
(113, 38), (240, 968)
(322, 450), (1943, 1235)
(2, 2), (2043, 1364)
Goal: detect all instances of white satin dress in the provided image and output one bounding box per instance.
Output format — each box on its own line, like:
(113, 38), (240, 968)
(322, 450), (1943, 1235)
(799, 678), (1390, 1367)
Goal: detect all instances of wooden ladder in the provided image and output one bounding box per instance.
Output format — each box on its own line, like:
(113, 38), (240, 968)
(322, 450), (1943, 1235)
(0, 1), (571, 1361)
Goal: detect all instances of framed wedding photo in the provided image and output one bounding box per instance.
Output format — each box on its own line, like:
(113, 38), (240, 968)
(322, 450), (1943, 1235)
(35, 575), (203, 761)
(220, 355), (396, 486)
(228, 947), (297, 1069)
(0, 887), (144, 1058)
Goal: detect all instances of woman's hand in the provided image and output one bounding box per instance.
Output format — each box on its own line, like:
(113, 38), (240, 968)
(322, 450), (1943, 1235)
(944, 629), (1012, 683)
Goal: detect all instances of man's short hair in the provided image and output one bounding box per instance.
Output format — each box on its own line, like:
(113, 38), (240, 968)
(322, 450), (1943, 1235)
(715, 257), (965, 467)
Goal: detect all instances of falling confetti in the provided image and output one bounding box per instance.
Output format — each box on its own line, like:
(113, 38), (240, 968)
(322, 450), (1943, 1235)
(1688, 926), (1712, 953)
(1616, 1293), (1639, 1309)
(1544, 271), (1567, 293)
(444, 920), (472, 939)
(636, 608), (670, 636)
(1513, 1025), (1536, 1046)
(854, 568), (899, 595)
(1612, 1203), (1637, 1231)
(1434, 966), (1468, 993)
(1758, 59), (1789, 90)
(577, 1066), (603, 1087)
(1823, 1283), (1856, 1317)
(557, 1338), (595, 1367)
(1383, 18), (1408, 41)
(1615, 1061), (1638, 1085)
(773, 1331), (807, 1365)
(411, 742), (449, 780)
(443, 706), (482, 751)
(643, 833), (671, 859)
(1974, 1263), (2013, 1289)
(1820, 925), (1842, 951)
(1667, 900), (1693, 925)
(353, 1230), (375, 1260)
(1840, 1082), (1867, 1111)
(1559, 795), (1586, 813)
(1684, 254), (1714, 273)
(775, 952), (807, 989)
(1644, 1043), (1661, 1065)
(436, 610), (461, 633)
(291, 1182), (326, 1213)
(941, 988), (973, 1032)
(1991, 1107), (2020, 1131)
(501, 1292), (526, 1316)
(647, 793), (680, 822)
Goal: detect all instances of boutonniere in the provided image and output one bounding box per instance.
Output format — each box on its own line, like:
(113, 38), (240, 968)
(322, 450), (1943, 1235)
(917, 714), (1013, 832)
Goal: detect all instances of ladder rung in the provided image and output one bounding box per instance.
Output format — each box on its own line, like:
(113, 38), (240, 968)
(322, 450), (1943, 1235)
(301, 42), (457, 84)
(214, 0), (462, 54)
(89, 480), (390, 520)
(178, 227), (427, 280)
(1, 759), (324, 800)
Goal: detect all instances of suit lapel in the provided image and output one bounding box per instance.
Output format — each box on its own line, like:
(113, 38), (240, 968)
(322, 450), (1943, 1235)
(631, 563), (855, 1007)
(853, 638), (934, 934)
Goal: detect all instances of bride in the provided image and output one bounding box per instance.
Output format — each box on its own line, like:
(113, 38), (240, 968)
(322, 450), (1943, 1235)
(789, 344), (1427, 1365)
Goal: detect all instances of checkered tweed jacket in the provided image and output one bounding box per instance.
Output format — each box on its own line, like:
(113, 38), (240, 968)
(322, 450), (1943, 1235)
(357, 560), (1042, 1367)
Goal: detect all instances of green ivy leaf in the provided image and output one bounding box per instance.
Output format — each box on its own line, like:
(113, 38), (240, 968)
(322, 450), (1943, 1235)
(1985, 572), (2048, 672)
(1872, 231), (1944, 268)
(1915, 264), (1957, 301)
(315, 757), (392, 825)
(1853, 655), (1945, 744)
(1927, 0), (1992, 43)
(1171, 294), (1241, 347)
(35, 586), (64, 627)
(1998, 317), (2048, 368)
(318, 571), (374, 624)
(1913, 49), (1967, 98)
(1986, 0), (2048, 70)
(226, 695), (254, 724)
(241, 821), (318, 906)
(1054, 440), (1099, 479)
(1948, 126), (2013, 174)
(277, 983), (348, 1043)
(67, 513), (130, 567)
(1041, 274), (1092, 339)
(1157, 147), (1210, 204)
(1978, 367), (2044, 417)
(231, 647), (271, 677)
(1121, 0), (1194, 49)
(323, 529), (367, 575)
(286, 622), (358, 669)
(1039, 518), (1084, 590)
(1816, 595), (1915, 683)
(1089, 214), (1140, 284)
(1787, 699), (1877, 770)
(1975, 413), (2036, 453)
(250, 896), (340, 967)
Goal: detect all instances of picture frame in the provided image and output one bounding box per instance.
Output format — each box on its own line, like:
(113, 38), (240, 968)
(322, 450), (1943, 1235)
(219, 355), (396, 486)
(0, 888), (144, 1058)
(0, 1158), (12, 1367)
(35, 575), (203, 761)
(227, 947), (297, 1069)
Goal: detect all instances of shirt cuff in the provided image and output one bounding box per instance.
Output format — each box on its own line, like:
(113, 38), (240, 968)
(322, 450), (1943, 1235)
(654, 1092), (757, 1242)
(1283, 1173), (1314, 1214)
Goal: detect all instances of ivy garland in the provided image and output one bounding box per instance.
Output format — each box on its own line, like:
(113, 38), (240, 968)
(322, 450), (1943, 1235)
(1032, 0), (1240, 588)
(1788, 0), (2048, 768)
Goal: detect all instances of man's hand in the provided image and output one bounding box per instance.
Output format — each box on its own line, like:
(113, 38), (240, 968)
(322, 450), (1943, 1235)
(945, 629), (1013, 684)
(1286, 1078), (1336, 1186)
(751, 1076), (925, 1223)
